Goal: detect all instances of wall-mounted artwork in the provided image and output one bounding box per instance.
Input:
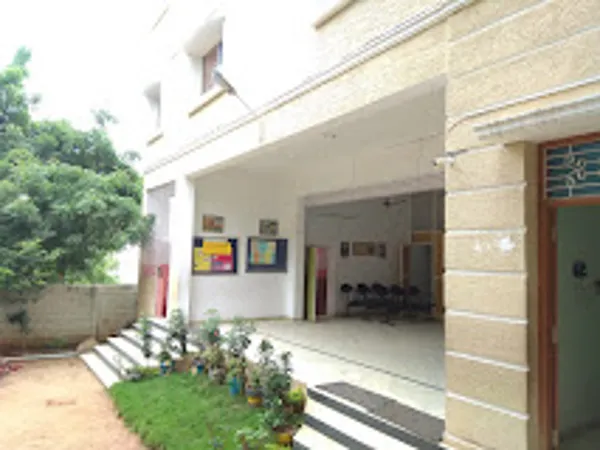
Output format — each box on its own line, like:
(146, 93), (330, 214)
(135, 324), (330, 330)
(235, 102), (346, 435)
(246, 237), (288, 273)
(377, 242), (387, 259)
(192, 237), (238, 275)
(340, 241), (350, 258)
(202, 214), (224, 233)
(259, 219), (279, 237)
(352, 241), (375, 256)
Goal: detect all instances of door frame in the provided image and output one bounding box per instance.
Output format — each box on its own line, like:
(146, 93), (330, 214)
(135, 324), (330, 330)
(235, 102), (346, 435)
(538, 132), (600, 448)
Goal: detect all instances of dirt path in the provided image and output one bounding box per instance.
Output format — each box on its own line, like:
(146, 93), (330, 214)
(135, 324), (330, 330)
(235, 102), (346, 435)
(0, 358), (146, 450)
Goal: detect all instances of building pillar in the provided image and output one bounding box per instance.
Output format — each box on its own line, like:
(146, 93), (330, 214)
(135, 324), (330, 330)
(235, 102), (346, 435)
(167, 176), (195, 321)
(442, 142), (539, 450)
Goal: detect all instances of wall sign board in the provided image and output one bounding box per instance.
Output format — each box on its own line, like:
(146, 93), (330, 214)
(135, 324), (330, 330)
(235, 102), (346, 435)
(192, 237), (238, 275)
(246, 237), (288, 273)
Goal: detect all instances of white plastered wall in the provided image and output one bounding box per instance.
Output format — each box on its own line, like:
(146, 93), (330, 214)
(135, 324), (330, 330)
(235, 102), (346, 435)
(189, 170), (302, 321)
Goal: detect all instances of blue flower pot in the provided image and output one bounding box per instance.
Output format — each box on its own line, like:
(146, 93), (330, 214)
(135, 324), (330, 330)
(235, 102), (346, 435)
(229, 376), (241, 396)
(160, 361), (169, 375)
(196, 362), (205, 375)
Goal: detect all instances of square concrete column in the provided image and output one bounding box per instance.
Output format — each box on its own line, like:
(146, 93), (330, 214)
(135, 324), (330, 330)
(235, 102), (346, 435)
(443, 142), (539, 450)
(167, 176), (195, 321)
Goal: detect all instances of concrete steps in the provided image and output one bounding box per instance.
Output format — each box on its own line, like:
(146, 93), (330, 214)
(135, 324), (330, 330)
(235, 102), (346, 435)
(81, 318), (439, 449)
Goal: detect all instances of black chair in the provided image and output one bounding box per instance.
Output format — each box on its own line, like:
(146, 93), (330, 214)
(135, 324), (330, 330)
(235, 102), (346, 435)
(341, 283), (357, 315)
(388, 284), (405, 322)
(371, 283), (392, 324)
(356, 283), (371, 319)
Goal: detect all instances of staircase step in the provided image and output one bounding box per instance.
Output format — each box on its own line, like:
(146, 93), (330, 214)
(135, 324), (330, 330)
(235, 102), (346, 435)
(121, 329), (166, 356)
(80, 352), (121, 388)
(107, 336), (158, 367)
(134, 320), (200, 354)
(293, 423), (346, 449)
(304, 396), (418, 450)
(95, 343), (132, 378)
(306, 388), (441, 450)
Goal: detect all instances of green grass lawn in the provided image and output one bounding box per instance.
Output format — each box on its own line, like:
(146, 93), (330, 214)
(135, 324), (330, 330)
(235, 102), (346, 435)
(110, 373), (264, 450)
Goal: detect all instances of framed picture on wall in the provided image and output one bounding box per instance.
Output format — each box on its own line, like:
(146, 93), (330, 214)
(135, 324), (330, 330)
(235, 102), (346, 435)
(340, 241), (350, 258)
(352, 241), (375, 256)
(246, 237), (288, 273)
(202, 214), (224, 233)
(259, 219), (279, 237)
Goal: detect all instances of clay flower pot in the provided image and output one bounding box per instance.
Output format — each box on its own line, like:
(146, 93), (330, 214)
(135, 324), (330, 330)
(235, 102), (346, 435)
(274, 427), (294, 446)
(245, 386), (263, 407)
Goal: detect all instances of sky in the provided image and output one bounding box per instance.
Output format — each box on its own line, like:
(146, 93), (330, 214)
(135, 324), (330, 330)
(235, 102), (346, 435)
(0, 0), (164, 282)
(0, 0), (162, 152)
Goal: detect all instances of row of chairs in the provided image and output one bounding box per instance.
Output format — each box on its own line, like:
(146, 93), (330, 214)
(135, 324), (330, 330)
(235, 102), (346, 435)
(340, 282), (433, 324)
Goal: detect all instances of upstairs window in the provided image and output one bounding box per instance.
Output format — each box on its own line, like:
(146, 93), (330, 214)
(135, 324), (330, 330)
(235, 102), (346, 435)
(202, 41), (223, 93)
(144, 82), (162, 133)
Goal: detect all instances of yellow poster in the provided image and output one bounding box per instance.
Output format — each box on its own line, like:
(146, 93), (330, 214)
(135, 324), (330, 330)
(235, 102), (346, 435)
(193, 248), (212, 272)
(202, 241), (232, 256)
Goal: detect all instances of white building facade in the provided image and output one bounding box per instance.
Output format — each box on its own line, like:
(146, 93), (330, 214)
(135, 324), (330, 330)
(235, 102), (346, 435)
(139, 1), (600, 448)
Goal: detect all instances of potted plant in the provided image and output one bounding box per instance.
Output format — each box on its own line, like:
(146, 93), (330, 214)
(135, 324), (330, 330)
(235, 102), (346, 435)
(224, 316), (255, 359)
(158, 344), (173, 375)
(198, 309), (222, 346)
(245, 367), (263, 407)
(204, 344), (225, 384)
(138, 316), (153, 364)
(191, 347), (206, 375)
(235, 427), (270, 450)
(285, 387), (307, 414)
(261, 399), (297, 446)
(262, 352), (292, 402)
(227, 357), (244, 396)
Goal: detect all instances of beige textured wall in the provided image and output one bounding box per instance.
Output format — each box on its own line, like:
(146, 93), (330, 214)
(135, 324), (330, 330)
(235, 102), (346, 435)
(444, 143), (538, 450)
(313, 0), (440, 69)
(0, 285), (137, 350)
(443, 0), (600, 448)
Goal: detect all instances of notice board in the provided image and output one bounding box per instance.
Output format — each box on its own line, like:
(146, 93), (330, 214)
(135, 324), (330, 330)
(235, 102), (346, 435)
(192, 237), (238, 275)
(246, 237), (288, 273)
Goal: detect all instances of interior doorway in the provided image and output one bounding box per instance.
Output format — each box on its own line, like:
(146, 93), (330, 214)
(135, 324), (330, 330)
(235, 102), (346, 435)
(539, 132), (600, 450)
(553, 204), (600, 449)
(304, 246), (329, 321)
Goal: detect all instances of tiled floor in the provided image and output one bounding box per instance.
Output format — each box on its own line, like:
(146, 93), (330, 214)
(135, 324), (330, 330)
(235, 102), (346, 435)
(249, 317), (446, 419)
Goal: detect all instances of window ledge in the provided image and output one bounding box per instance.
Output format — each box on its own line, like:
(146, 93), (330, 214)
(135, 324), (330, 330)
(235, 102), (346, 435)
(146, 130), (164, 147)
(313, 0), (355, 29)
(188, 86), (227, 118)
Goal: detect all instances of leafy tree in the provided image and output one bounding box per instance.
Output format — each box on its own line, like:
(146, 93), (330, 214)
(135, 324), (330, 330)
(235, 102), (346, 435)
(0, 47), (152, 301)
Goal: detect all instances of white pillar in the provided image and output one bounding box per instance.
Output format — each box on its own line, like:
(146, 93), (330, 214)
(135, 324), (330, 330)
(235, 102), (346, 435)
(167, 176), (195, 321)
(291, 198), (305, 319)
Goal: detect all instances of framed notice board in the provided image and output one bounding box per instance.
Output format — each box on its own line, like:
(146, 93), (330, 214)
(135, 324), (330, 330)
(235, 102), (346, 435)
(192, 237), (238, 275)
(246, 237), (288, 273)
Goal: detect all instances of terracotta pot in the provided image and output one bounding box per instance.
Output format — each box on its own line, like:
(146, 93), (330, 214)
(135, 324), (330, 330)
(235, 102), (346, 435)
(292, 400), (306, 414)
(275, 429), (293, 446)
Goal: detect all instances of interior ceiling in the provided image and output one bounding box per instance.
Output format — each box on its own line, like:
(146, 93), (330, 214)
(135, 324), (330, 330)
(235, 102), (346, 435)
(237, 79), (445, 172)
(307, 187), (444, 218)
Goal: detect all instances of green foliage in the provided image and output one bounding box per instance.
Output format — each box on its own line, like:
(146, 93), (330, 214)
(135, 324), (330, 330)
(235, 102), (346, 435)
(138, 317), (153, 361)
(168, 308), (188, 354)
(223, 316), (255, 358)
(109, 373), (264, 449)
(0, 47), (153, 301)
(197, 309), (222, 346)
